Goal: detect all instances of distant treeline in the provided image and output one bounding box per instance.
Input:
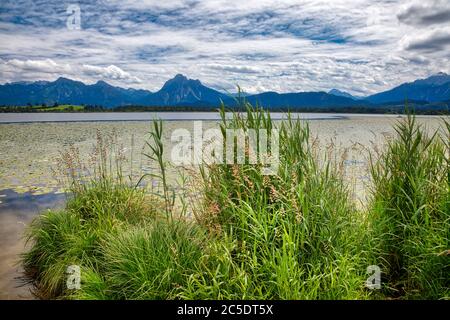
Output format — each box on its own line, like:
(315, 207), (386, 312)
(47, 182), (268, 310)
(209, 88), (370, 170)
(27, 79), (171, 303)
(1, 103), (449, 115)
(114, 104), (450, 115)
(0, 104), (105, 112)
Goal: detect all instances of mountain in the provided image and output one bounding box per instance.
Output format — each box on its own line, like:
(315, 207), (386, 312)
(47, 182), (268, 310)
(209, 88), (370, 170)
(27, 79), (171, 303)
(1, 72), (449, 109)
(366, 72), (450, 104)
(0, 74), (228, 108)
(224, 91), (363, 109)
(147, 74), (228, 106)
(328, 89), (360, 100)
(87, 80), (151, 107)
(0, 77), (152, 107)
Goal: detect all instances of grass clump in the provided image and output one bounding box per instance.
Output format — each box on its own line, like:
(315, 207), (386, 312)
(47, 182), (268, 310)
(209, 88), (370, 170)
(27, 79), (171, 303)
(98, 221), (206, 299)
(22, 209), (89, 298)
(184, 104), (370, 299)
(68, 220), (207, 300)
(22, 132), (157, 299)
(23, 128), (207, 300)
(369, 114), (449, 299)
(22, 182), (153, 299)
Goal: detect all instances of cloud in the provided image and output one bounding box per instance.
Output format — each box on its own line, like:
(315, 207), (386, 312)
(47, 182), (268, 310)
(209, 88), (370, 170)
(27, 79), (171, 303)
(82, 64), (142, 83)
(1, 58), (141, 85)
(402, 28), (450, 52)
(0, 0), (449, 95)
(207, 64), (260, 74)
(406, 55), (430, 65)
(397, 0), (450, 26)
(5, 58), (71, 74)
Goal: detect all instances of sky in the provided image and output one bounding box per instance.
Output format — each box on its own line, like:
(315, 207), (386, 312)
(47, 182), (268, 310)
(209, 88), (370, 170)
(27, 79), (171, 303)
(0, 0), (449, 96)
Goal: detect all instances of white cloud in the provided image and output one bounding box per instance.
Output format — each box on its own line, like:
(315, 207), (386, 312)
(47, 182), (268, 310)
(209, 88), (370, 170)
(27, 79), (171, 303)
(207, 64), (260, 74)
(82, 64), (142, 83)
(5, 58), (71, 74)
(0, 0), (449, 95)
(1, 58), (142, 86)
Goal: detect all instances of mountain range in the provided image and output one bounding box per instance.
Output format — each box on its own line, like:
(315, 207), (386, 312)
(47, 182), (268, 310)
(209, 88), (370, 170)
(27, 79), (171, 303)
(1, 72), (449, 110)
(364, 72), (450, 104)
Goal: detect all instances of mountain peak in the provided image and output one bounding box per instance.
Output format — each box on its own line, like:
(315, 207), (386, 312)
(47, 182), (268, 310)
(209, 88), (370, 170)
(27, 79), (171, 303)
(154, 74), (225, 105)
(94, 80), (112, 87)
(55, 77), (73, 83)
(169, 74), (202, 84)
(174, 74), (188, 81)
(414, 72), (450, 86)
(161, 74), (202, 89)
(328, 89), (357, 100)
(164, 74), (189, 85)
(328, 89), (346, 95)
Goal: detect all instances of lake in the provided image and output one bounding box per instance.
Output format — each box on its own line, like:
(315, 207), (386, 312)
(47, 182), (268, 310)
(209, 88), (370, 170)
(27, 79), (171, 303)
(0, 111), (425, 124)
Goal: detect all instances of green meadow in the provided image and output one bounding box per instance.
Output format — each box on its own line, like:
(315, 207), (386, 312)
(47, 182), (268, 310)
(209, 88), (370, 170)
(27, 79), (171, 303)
(0, 104), (85, 112)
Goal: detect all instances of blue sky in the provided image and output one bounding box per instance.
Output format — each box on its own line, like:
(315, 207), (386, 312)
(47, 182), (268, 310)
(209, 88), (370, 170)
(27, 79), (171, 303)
(0, 0), (449, 95)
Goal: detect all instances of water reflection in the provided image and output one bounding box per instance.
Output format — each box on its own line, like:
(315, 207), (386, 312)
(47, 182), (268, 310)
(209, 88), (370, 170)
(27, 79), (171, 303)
(0, 189), (66, 299)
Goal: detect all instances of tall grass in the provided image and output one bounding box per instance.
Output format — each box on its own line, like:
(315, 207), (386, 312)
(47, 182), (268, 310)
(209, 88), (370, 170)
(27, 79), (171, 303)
(22, 131), (159, 298)
(183, 104), (370, 299)
(22, 105), (449, 300)
(98, 220), (206, 299)
(369, 114), (449, 299)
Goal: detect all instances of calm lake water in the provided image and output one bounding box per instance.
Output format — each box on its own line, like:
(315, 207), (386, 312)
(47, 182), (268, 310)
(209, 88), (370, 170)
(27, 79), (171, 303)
(0, 112), (352, 123)
(0, 190), (66, 299)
